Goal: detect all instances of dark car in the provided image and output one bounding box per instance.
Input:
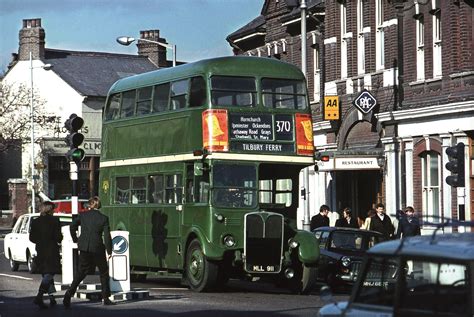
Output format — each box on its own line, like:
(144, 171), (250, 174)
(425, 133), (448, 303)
(319, 231), (474, 317)
(313, 227), (383, 290)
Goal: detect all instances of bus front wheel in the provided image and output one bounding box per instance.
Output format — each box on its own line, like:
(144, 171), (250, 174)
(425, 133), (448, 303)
(185, 239), (218, 292)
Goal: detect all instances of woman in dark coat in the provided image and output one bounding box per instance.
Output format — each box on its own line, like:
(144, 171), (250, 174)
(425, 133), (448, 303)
(29, 201), (62, 309)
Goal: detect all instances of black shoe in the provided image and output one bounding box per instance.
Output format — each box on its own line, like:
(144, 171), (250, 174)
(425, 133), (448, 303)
(33, 296), (48, 309)
(63, 291), (71, 308)
(103, 298), (116, 306)
(49, 297), (57, 307)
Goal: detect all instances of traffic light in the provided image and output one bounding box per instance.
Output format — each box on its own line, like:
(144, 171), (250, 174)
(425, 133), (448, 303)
(445, 142), (465, 187)
(64, 114), (85, 164)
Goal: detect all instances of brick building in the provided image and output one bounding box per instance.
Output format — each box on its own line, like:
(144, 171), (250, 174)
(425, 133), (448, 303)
(228, 0), (474, 231)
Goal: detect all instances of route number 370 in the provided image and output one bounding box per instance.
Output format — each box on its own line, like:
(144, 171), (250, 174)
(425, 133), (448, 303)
(276, 120), (291, 132)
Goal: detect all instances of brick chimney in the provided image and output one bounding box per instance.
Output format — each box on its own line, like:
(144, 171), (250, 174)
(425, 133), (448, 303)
(18, 18), (45, 61)
(137, 30), (168, 68)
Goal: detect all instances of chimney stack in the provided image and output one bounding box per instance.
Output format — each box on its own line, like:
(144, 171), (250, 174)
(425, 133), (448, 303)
(137, 30), (168, 68)
(18, 18), (46, 61)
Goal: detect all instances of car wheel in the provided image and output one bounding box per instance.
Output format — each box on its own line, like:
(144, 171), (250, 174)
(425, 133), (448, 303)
(9, 250), (19, 272)
(185, 239), (218, 292)
(27, 252), (37, 274)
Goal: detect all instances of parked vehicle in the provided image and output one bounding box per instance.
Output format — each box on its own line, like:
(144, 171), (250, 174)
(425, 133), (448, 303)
(318, 230), (474, 317)
(52, 199), (88, 214)
(312, 227), (382, 290)
(3, 213), (72, 273)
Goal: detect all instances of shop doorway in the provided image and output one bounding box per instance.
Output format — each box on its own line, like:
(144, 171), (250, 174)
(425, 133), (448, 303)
(335, 170), (383, 222)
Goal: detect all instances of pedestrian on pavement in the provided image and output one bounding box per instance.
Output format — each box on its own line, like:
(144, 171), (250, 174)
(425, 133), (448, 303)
(360, 208), (376, 230)
(335, 207), (359, 228)
(396, 206), (421, 238)
(63, 196), (115, 308)
(369, 203), (395, 242)
(29, 201), (62, 309)
(310, 204), (330, 231)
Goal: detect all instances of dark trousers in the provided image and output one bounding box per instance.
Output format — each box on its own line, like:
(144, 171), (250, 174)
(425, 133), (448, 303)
(68, 251), (110, 299)
(38, 273), (55, 294)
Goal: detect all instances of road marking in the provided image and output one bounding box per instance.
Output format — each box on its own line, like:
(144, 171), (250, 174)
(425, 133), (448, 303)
(0, 273), (33, 280)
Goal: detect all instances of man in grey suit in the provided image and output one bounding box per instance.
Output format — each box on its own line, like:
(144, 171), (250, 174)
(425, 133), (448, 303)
(63, 196), (114, 307)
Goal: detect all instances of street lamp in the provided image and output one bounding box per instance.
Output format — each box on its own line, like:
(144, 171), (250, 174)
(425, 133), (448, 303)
(29, 51), (52, 213)
(116, 36), (176, 67)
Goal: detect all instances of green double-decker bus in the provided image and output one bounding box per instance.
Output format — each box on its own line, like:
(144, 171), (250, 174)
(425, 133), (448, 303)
(100, 56), (319, 293)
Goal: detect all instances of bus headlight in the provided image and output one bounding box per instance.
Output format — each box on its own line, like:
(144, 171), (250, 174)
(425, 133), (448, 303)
(223, 235), (235, 247)
(285, 268), (295, 279)
(341, 256), (351, 267)
(288, 239), (299, 249)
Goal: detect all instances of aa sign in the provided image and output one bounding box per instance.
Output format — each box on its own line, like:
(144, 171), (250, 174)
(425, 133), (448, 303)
(324, 96), (340, 120)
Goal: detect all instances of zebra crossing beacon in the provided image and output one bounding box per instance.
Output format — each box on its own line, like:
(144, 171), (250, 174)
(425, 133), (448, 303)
(99, 57), (320, 294)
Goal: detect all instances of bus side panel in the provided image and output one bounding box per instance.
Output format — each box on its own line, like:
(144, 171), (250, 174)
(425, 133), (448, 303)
(104, 111), (202, 161)
(146, 204), (182, 270)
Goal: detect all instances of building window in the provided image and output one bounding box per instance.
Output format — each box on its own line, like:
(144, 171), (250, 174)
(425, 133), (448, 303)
(357, 0), (365, 75)
(416, 14), (425, 81)
(432, 10), (442, 78)
(340, 1), (348, 79)
(375, 0), (384, 70)
(313, 45), (321, 102)
(421, 151), (441, 222)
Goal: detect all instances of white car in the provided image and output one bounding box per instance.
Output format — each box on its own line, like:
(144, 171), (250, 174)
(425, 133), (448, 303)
(3, 213), (72, 273)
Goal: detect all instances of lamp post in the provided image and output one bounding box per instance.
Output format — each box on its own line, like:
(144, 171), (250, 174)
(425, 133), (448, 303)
(116, 36), (176, 67)
(29, 52), (52, 213)
(300, 0), (312, 231)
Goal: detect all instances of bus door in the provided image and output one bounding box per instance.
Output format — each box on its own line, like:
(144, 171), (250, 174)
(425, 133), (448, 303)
(147, 172), (184, 270)
(182, 162), (211, 245)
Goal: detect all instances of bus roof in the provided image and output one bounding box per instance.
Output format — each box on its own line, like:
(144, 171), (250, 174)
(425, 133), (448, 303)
(108, 56), (306, 95)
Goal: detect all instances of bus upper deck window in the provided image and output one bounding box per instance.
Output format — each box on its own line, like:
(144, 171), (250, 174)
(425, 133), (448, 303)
(105, 94), (120, 121)
(170, 80), (188, 110)
(211, 76), (256, 107)
(261, 78), (307, 109)
(136, 87), (153, 116)
(152, 83), (170, 113)
(120, 90), (136, 118)
(189, 76), (207, 107)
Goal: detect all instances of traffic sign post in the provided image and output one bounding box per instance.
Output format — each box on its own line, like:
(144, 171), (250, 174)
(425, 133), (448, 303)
(109, 231), (131, 292)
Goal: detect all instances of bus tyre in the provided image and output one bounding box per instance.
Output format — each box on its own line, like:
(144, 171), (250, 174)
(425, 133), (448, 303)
(185, 239), (218, 292)
(287, 264), (318, 295)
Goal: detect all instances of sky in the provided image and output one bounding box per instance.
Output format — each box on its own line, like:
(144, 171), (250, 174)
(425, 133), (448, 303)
(0, 0), (263, 73)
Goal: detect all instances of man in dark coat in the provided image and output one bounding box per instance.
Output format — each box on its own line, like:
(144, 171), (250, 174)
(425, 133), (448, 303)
(63, 196), (114, 307)
(29, 201), (62, 309)
(396, 206), (421, 238)
(310, 205), (330, 230)
(335, 207), (359, 228)
(369, 203), (394, 242)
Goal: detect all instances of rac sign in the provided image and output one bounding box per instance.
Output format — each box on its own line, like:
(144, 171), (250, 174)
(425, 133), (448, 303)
(353, 90), (377, 114)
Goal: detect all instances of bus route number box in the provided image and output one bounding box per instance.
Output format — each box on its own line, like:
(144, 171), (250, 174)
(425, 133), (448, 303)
(109, 231), (130, 292)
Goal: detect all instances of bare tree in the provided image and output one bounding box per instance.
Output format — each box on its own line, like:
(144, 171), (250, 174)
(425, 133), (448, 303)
(0, 82), (56, 153)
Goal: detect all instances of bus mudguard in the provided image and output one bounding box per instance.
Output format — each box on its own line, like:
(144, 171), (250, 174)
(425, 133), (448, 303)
(292, 230), (319, 265)
(186, 227), (224, 261)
